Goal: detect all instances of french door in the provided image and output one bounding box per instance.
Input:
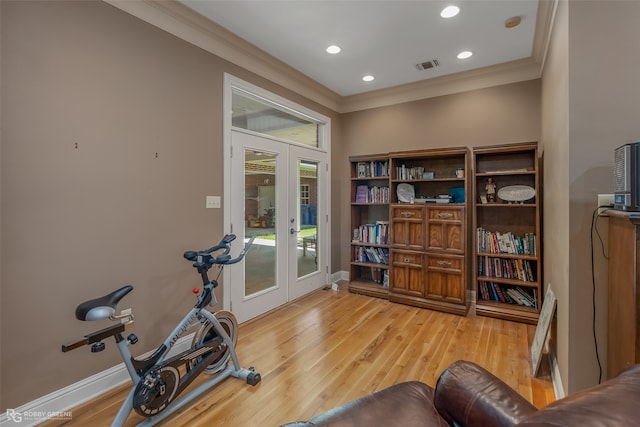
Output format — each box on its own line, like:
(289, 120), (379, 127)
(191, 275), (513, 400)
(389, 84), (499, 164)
(228, 130), (327, 323)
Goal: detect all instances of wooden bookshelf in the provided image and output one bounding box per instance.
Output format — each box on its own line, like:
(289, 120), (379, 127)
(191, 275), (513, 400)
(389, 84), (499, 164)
(473, 142), (542, 324)
(348, 154), (390, 297)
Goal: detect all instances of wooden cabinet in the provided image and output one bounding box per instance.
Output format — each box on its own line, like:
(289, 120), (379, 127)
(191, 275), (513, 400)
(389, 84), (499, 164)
(387, 148), (470, 316)
(348, 155), (390, 298)
(473, 142), (542, 324)
(607, 210), (640, 378)
(391, 205), (424, 250)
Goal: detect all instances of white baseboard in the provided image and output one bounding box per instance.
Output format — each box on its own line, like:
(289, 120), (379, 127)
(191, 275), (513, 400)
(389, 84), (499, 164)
(0, 336), (193, 426)
(331, 270), (348, 282)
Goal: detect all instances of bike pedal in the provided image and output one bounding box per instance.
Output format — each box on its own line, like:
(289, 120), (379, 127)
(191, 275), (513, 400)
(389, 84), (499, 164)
(91, 342), (106, 353)
(128, 333), (138, 345)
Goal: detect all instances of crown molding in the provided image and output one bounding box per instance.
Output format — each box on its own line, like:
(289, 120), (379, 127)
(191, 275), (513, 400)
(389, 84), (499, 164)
(104, 0), (555, 114)
(103, 0), (342, 111)
(340, 58), (542, 113)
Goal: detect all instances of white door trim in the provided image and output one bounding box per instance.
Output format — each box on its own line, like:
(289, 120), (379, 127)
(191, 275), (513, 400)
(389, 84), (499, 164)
(222, 74), (331, 317)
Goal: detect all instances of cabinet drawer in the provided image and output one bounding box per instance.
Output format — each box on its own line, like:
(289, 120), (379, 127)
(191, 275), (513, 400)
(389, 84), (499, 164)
(392, 206), (424, 220)
(427, 206), (463, 222)
(426, 254), (463, 271)
(391, 251), (423, 267)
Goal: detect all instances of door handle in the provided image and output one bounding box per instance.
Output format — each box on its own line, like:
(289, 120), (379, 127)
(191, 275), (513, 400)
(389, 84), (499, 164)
(290, 228), (300, 235)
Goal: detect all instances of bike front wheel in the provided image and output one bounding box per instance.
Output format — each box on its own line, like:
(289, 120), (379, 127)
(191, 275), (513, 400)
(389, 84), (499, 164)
(190, 310), (238, 375)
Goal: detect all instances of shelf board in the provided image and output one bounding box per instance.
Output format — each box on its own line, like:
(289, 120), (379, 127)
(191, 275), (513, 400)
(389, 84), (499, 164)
(475, 301), (539, 324)
(351, 242), (389, 248)
(476, 203), (537, 208)
(352, 176), (390, 181)
(350, 261), (389, 269)
(476, 170), (535, 176)
(351, 202), (389, 206)
(392, 178), (464, 183)
(348, 280), (389, 299)
(476, 276), (539, 287)
(476, 252), (538, 260)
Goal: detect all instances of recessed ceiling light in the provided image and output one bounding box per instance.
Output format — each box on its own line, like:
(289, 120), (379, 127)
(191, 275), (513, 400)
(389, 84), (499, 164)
(326, 45), (341, 54)
(362, 75), (375, 82)
(440, 5), (460, 18)
(457, 51), (473, 59)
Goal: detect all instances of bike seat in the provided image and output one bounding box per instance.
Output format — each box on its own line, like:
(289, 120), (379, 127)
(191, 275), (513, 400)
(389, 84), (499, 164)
(75, 285), (133, 321)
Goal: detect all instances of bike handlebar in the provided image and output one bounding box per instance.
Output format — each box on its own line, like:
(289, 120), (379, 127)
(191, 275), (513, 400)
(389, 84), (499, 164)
(183, 235), (255, 267)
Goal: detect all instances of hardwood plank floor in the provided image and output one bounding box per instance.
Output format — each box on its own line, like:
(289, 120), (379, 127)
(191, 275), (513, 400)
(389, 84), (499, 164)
(44, 282), (554, 426)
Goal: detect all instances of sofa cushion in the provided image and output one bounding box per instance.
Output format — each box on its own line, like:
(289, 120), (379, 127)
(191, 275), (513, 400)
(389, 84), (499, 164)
(284, 381), (449, 427)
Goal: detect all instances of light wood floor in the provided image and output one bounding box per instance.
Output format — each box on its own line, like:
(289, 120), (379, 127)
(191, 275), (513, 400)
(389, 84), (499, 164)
(45, 282), (555, 426)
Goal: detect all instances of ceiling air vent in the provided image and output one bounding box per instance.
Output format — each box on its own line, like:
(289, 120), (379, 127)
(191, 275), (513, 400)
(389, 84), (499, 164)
(416, 59), (440, 71)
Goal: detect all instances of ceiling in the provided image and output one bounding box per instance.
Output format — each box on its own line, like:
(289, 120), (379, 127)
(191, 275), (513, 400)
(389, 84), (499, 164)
(179, 0), (542, 97)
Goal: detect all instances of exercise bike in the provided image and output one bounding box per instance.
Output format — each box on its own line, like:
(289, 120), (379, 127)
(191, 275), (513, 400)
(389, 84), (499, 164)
(62, 234), (260, 426)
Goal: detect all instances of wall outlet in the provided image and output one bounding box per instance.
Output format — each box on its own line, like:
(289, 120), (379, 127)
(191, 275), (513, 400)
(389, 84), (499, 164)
(597, 193), (615, 215)
(206, 196), (221, 209)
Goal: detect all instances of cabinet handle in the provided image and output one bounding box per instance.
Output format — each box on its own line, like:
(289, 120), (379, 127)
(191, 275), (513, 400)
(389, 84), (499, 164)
(403, 257), (414, 263)
(401, 211), (416, 218)
(437, 212), (453, 219)
(437, 260), (452, 267)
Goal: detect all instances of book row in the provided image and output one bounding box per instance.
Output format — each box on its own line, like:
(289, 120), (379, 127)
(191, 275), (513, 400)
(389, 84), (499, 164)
(477, 256), (536, 282)
(353, 246), (389, 265)
(367, 267), (389, 287)
(476, 228), (537, 256)
(356, 161), (389, 178)
(394, 164), (428, 180)
(352, 221), (389, 245)
(478, 281), (538, 309)
(355, 185), (390, 203)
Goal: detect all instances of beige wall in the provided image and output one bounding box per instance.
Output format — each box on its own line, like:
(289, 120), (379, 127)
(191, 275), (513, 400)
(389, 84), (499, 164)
(0, 0), (339, 410)
(339, 80), (542, 271)
(541, 0), (570, 392)
(542, 0), (640, 393)
(565, 0), (639, 392)
(4, 0), (640, 412)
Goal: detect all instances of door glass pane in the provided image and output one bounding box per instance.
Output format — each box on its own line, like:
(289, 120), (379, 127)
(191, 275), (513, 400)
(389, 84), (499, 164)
(232, 88), (320, 147)
(298, 160), (319, 278)
(245, 149), (277, 297)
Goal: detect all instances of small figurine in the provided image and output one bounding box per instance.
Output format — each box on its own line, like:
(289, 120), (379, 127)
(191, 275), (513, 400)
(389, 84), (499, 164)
(486, 177), (496, 202)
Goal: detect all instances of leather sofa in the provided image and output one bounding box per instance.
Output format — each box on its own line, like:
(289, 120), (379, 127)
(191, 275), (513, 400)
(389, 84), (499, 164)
(282, 360), (640, 426)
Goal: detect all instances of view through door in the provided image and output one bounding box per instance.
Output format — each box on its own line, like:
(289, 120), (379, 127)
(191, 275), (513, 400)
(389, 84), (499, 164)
(229, 130), (327, 323)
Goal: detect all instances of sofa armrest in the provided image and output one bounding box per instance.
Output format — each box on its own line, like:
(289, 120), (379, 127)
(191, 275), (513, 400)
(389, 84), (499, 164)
(282, 381), (450, 427)
(433, 360), (538, 427)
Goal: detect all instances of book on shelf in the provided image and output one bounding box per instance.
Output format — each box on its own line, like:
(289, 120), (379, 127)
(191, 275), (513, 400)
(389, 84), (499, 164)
(477, 256), (535, 282)
(356, 160), (389, 178)
(353, 246), (389, 265)
(476, 228), (537, 256)
(478, 281), (538, 310)
(367, 267), (388, 286)
(352, 221), (389, 245)
(395, 164), (426, 180)
(355, 185), (389, 203)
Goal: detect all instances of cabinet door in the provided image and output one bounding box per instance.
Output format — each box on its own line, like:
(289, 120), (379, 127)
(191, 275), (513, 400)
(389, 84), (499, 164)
(390, 250), (424, 297)
(391, 206), (424, 250)
(425, 253), (465, 304)
(426, 206), (464, 253)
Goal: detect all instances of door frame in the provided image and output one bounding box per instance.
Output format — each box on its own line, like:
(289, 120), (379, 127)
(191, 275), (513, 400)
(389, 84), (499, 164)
(222, 74), (331, 317)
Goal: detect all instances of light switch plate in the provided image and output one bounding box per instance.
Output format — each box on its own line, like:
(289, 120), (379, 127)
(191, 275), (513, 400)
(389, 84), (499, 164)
(206, 196), (221, 209)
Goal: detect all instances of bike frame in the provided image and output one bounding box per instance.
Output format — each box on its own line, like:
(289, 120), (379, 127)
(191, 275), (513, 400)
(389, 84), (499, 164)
(63, 235), (259, 427)
(112, 288), (252, 426)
